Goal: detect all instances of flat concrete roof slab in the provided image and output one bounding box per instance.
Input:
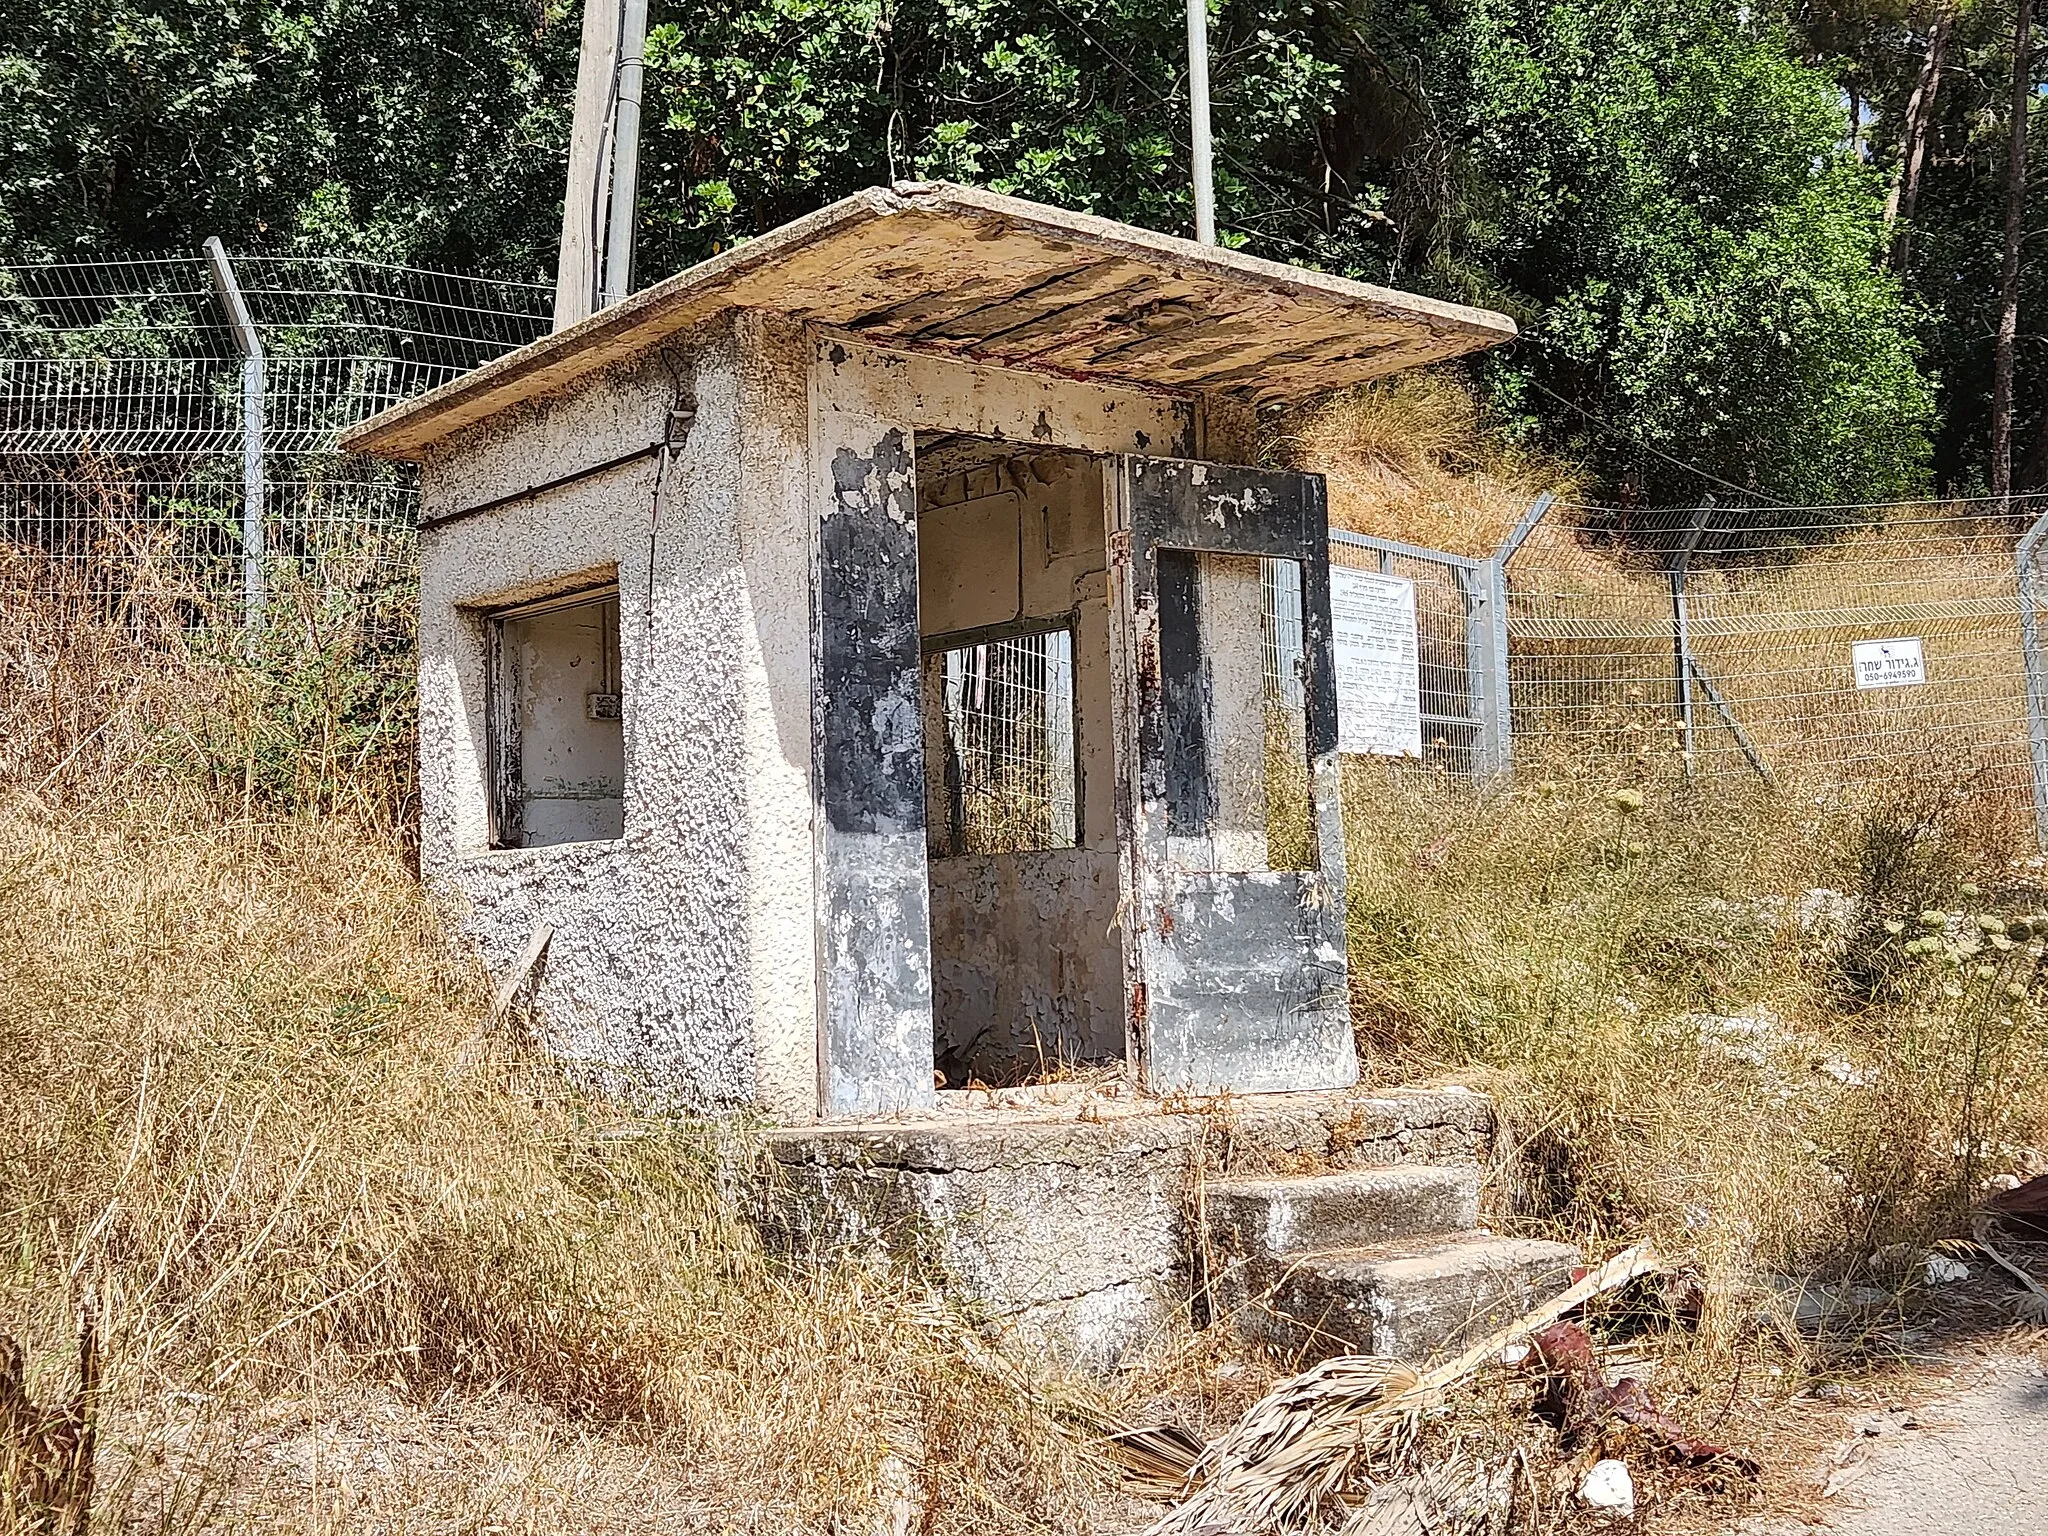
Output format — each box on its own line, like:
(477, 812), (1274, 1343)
(343, 182), (1517, 459)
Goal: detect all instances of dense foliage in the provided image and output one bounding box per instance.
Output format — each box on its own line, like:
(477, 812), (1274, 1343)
(0, 0), (2037, 501)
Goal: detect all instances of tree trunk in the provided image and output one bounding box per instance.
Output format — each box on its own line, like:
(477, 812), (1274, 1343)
(1886, 5), (1954, 273)
(1993, 0), (2035, 499)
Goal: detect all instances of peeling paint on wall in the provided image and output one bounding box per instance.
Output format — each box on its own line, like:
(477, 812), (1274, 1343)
(814, 422), (938, 1115)
(1115, 456), (1357, 1096)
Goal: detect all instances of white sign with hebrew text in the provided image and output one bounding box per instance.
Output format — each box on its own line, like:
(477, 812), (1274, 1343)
(1331, 567), (1424, 758)
(1852, 637), (1926, 690)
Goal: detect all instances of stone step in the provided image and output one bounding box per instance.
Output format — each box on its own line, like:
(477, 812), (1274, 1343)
(1221, 1233), (1582, 1363)
(1205, 1165), (1483, 1260)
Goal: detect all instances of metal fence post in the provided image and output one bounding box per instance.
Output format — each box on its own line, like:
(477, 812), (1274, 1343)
(203, 236), (265, 629)
(1457, 561), (1507, 780)
(1668, 498), (1714, 777)
(1466, 491), (1556, 783)
(2016, 506), (2048, 846)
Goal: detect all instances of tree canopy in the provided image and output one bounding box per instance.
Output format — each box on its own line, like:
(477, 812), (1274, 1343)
(3, 0), (2039, 503)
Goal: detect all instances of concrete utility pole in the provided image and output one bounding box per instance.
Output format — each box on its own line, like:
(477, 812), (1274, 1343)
(1186, 0), (1216, 245)
(556, 0), (623, 329)
(602, 0), (649, 308)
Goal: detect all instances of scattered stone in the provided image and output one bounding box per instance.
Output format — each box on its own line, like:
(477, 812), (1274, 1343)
(1816, 1055), (1870, 1086)
(1923, 1254), (1971, 1285)
(1692, 1010), (1784, 1067)
(1579, 1459), (1636, 1518)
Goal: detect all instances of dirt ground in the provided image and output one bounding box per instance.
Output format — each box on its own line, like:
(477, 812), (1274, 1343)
(1735, 1350), (2048, 1535)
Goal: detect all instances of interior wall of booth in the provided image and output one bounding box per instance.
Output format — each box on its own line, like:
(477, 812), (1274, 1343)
(915, 438), (1125, 1085)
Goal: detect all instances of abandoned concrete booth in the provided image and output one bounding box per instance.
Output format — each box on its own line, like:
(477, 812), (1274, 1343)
(343, 183), (1515, 1122)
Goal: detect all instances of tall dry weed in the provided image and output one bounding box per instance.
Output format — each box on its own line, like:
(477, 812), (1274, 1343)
(0, 470), (416, 827)
(1342, 752), (2048, 1364)
(0, 802), (1109, 1531)
(1272, 371), (1586, 553)
(0, 479), (1113, 1531)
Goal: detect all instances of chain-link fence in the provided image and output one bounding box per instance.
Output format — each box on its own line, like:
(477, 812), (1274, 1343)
(1505, 499), (2046, 801)
(1, 254), (550, 456)
(14, 252), (2048, 845)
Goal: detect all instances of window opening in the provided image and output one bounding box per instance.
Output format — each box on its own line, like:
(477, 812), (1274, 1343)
(488, 583), (624, 849)
(1159, 552), (1313, 872)
(1262, 556), (1306, 709)
(929, 624), (1077, 856)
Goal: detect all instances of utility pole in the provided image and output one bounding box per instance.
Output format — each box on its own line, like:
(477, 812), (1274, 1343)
(556, 0), (624, 329)
(1992, 0), (2035, 498)
(1186, 0), (1216, 245)
(601, 0), (648, 308)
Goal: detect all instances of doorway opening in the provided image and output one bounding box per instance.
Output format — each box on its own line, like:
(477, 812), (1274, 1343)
(914, 435), (1122, 1087)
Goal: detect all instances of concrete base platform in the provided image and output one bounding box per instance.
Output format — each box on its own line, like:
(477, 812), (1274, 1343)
(759, 1085), (1496, 1370)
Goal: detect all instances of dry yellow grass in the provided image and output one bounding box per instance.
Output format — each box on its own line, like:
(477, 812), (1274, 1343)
(0, 795), (1137, 1533)
(1272, 370), (1587, 553)
(9, 452), (2048, 1533)
(1342, 753), (2048, 1360)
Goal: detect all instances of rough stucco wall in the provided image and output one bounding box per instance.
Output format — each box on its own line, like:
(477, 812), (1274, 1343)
(414, 322), (782, 1109)
(734, 313), (821, 1119)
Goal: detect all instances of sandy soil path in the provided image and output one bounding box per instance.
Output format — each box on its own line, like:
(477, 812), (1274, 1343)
(1741, 1355), (2048, 1535)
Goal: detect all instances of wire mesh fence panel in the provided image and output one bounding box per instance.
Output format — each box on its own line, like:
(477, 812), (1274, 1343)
(0, 251), (546, 643)
(0, 254), (551, 457)
(1323, 535), (1479, 778)
(930, 627), (1078, 856)
(0, 469), (419, 621)
(1504, 498), (2048, 831)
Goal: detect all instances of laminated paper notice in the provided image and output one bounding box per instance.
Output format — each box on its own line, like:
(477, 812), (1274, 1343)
(1330, 567), (1423, 758)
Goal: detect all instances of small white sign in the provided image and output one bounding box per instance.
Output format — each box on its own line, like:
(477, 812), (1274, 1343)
(1852, 637), (1926, 690)
(1330, 567), (1423, 758)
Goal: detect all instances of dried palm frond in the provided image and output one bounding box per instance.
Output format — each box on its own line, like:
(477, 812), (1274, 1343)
(1339, 1455), (1511, 1536)
(1148, 1245), (1661, 1535)
(1099, 1422), (1212, 1499)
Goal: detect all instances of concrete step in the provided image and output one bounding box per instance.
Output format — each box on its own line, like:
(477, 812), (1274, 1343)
(1221, 1086), (1496, 1170)
(1205, 1165), (1483, 1260)
(1221, 1233), (1582, 1363)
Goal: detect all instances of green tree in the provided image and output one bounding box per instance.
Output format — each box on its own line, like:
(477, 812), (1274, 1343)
(0, 1), (577, 269)
(0, 0), (1939, 505)
(1313, 0), (1933, 503)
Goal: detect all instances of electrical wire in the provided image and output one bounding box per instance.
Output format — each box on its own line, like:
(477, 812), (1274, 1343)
(1517, 370), (1792, 507)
